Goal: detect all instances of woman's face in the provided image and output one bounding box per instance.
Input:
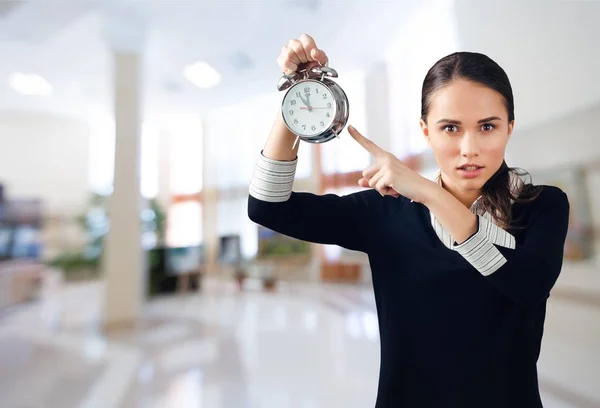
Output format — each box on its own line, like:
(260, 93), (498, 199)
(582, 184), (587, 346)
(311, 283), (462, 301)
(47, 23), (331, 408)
(420, 79), (513, 204)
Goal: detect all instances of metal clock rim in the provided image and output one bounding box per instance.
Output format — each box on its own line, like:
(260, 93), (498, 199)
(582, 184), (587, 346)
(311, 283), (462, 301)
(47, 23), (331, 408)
(281, 78), (338, 138)
(280, 78), (349, 143)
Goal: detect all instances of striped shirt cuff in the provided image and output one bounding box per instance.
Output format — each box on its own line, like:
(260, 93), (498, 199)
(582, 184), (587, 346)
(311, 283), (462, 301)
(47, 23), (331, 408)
(453, 215), (514, 276)
(249, 152), (297, 202)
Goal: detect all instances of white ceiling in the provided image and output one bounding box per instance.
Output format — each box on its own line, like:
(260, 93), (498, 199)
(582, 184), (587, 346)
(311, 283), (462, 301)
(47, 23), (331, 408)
(0, 0), (417, 123)
(0, 0), (599, 131)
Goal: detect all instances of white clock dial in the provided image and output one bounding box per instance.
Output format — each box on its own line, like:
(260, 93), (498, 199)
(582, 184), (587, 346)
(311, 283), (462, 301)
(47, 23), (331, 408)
(282, 80), (337, 137)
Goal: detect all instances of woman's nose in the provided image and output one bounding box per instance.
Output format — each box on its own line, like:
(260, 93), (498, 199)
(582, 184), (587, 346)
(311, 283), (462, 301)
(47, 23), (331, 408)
(461, 133), (480, 158)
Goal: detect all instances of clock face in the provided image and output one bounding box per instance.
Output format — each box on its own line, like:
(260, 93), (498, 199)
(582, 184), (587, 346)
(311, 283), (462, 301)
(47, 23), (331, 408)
(282, 80), (337, 137)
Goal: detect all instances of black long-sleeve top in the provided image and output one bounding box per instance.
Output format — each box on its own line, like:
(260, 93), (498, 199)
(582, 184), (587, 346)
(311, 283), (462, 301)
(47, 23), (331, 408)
(247, 153), (570, 408)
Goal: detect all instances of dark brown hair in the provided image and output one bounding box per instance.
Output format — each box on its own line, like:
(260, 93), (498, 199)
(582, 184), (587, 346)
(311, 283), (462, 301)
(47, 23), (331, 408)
(421, 51), (542, 229)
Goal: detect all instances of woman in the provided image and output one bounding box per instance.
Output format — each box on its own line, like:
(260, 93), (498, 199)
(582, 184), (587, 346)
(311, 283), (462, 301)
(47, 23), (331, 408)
(248, 34), (570, 408)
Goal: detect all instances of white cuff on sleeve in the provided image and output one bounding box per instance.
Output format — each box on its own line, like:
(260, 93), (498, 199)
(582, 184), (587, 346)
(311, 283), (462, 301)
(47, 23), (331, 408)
(249, 152), (297, 202)
(479, 212), (517, 249)
(453, 215), (515, 276)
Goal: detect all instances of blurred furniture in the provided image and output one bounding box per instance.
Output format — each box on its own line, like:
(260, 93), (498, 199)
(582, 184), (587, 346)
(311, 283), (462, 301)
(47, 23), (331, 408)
(255, 226), (311, 288)
(168, 245), (204, 294)
(219, 234), (242, 264)
(218, 234), (248, 289)
(0, 260), (44, 307)
(321, 262), (362, 282)
(0, 192), (45, 307)
(147, 245), (204, 297)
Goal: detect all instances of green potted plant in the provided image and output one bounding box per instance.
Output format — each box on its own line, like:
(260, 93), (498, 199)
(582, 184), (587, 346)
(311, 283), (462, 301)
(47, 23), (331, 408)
(47, 193), (167, 282)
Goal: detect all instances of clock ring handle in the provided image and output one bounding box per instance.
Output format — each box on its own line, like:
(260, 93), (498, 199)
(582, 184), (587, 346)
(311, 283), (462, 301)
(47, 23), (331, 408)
(310, 65), (338, 79)
(276, 72), (302, 92)
(276, 63), (337, 91)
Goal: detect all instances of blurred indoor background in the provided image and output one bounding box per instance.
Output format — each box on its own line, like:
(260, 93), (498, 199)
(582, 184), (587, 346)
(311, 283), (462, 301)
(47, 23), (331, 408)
(0, 0), (599, 407)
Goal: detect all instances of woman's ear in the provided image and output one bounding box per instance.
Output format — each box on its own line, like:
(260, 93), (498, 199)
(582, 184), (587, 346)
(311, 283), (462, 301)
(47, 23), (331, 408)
(508, 120), (514, 139)
(420, 118), (431, 147)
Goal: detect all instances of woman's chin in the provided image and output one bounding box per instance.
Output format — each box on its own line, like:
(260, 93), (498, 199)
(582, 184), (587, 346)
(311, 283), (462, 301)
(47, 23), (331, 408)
(453, 175), (487, 191)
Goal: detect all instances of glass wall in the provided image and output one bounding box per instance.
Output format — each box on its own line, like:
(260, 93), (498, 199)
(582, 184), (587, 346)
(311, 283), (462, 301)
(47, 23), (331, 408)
(166, 121), (204, 247)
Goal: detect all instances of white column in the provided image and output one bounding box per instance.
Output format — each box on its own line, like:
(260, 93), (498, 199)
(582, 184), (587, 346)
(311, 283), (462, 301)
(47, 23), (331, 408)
(101, 20), (146, 329)
(364, 61), (392, 153)
(157, 129), (171, 212)
(201, 121), (219, 274)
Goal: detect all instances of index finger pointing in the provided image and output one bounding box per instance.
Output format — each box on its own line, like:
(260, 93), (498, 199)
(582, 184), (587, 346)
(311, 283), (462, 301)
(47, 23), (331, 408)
(348, 125), (384, 156)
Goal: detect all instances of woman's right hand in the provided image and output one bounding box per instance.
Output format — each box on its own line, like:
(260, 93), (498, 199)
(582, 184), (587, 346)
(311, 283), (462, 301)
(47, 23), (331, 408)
(277, 34), (329, 75)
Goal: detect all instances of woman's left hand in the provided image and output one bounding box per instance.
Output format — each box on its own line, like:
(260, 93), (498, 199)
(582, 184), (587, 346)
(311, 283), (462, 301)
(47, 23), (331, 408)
(348, 125), (436, 204)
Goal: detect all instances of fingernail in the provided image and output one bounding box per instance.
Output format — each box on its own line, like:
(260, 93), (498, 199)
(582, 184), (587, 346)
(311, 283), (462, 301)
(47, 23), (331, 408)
(348, 125), (355, 131)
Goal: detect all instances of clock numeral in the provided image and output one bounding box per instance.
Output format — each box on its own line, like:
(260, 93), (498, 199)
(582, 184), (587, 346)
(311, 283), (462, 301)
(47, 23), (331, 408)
(294, 119), (298, 124)
(326, 113), (331, 118)
(322, 93), (328, 99)
(327, 102), (332, 108)
(304, 87), (311, 93)
(320, 121), (325, 127)
(315, 88), (319, 94)
(296, 92), (301, 97)
(311, 125), (316, 131)
(290, 100), (296, 105)
(289, 110), (294, 115)
(302, 125), (306, 130)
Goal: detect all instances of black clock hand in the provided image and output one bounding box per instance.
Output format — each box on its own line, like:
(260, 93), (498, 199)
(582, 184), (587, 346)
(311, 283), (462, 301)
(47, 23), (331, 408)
(299, 94), (309, 107)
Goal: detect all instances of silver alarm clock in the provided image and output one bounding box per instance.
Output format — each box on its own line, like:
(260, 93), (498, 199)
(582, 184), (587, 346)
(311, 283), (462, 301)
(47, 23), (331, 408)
(277, 65), (349, 144)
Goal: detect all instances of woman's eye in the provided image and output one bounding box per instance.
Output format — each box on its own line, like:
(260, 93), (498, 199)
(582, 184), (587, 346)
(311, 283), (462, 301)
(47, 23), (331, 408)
(481, 123), (495, 131)
(443, 125), (458, 133)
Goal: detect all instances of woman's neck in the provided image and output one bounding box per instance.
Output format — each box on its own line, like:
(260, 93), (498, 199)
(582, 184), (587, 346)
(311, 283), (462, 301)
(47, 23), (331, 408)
(439, 174), (482, 209)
